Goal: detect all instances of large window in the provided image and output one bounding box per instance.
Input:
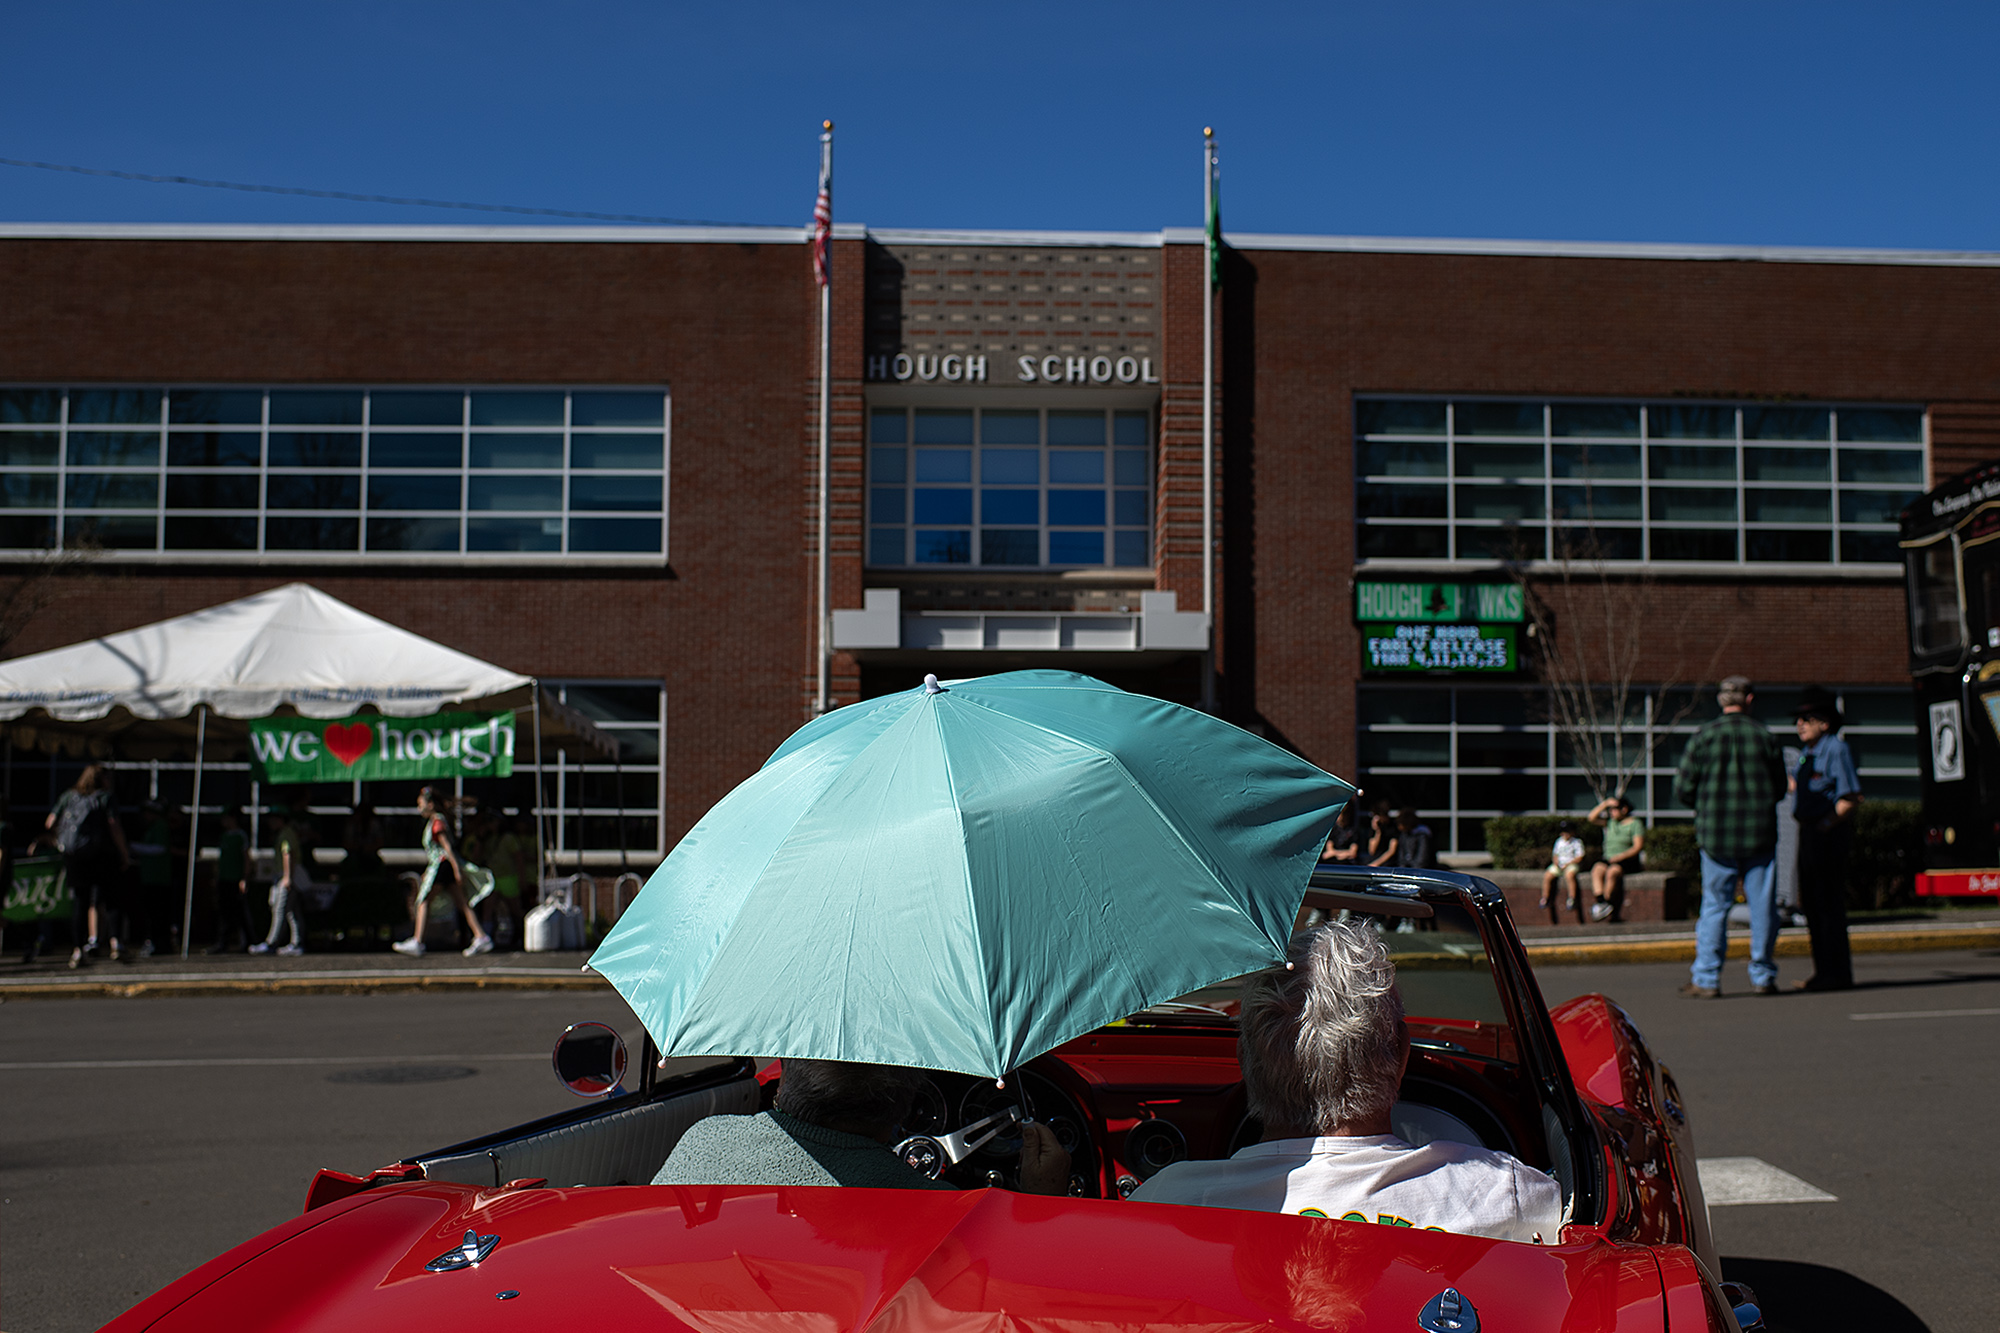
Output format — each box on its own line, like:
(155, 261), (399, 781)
(1356, 684), (1920, 853)
(0, 386), (668, 560)
(529, 680), (667, 867)
(866, 406), (1152, 569)
(1356, 399), (1925, 569)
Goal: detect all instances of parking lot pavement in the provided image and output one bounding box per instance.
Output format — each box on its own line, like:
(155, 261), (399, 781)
(1538, 947), (2000, 1333)
(6, 949), (1994, 1332)
(0, 988), (657, 1333)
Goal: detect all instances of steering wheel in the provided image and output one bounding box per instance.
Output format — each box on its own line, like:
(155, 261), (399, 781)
(894, 1104), (1023, 1181)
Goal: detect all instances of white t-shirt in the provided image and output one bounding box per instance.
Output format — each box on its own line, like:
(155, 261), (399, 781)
(1551, 834), (1585, 869)
(1129, 1134), (1563, 1244)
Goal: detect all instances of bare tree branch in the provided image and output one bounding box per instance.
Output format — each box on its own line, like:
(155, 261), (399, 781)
(0, 541), (101, 660)
(1505, 502), (1734, 809)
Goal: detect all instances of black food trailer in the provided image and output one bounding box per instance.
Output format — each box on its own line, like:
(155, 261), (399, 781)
(1900, 459), (2000, 895)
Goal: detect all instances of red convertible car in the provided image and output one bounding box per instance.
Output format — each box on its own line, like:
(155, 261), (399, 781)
(103, 867), (1756, 1332)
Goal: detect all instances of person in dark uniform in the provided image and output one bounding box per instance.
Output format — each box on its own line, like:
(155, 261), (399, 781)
(1791, 686), (1862, 992)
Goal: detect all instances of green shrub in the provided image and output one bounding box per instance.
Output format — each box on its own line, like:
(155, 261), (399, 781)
(1482, 816), (1602, 871)
(1846, 800), (1923, 909)
(1639, 824), (1699, 880)
(1483, 815), (1699, 877)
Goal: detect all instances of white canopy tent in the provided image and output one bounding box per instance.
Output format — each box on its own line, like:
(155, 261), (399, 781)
(0, 583), (614, 955)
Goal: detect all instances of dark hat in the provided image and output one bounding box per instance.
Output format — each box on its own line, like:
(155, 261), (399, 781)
(1716, 675), (1754, 708)
(1792, 685), (1844, 731)
(1558, 819), (1576, 831)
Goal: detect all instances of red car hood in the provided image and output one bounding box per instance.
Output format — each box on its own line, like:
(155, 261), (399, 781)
(112, 1183), (1670, 1333)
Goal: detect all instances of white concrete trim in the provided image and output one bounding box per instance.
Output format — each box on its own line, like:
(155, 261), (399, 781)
(1214, 231), (2000, 268)
(9, 220), (1997, 268)
(1354, 559), (1904, 581)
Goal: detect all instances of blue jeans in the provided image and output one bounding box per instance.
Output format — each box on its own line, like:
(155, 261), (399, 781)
(1693, 850), (1777, 990)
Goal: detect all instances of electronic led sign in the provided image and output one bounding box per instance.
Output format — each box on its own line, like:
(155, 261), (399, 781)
(1362, 622), (1518, 673)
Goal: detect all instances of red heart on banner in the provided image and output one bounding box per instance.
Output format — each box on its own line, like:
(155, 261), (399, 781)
(324, 722), (374, 767)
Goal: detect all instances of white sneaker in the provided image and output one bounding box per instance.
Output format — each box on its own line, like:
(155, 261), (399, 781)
(462, 935), (494, 957)
(391, 937), (426, 957)
(277, 944), (304, 957)
(1589, 902), (1614, 922)
(248, 942), (273, 955)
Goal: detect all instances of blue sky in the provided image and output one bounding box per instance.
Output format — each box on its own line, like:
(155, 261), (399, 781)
(4, 2), (1996, 248)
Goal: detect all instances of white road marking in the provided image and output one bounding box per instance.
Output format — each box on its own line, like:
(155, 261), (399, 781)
(1697, 1156), (1837, 1206)
(0, 1053), (546, 1071)
(1849, 1006), (2000, 1021)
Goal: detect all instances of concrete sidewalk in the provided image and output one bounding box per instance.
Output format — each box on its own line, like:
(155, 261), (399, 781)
(1518, 907), (2000, 965)
(4, 909), (1996, 999)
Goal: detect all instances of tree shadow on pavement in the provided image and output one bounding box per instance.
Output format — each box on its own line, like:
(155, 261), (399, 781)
(1723, 1257), (1930, 1333)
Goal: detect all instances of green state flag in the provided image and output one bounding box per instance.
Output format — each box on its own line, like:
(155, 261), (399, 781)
(1207, 146), (1222, 289)
(249, 711), (514, 785)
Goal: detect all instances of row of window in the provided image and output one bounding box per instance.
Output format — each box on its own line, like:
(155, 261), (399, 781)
(0, 387), (668, 557)
(867, 407), (1153, 568)
(1354, 685), (1921, 854)
(0, 388), (1937, 570)
(1357, 399), (1926, 566)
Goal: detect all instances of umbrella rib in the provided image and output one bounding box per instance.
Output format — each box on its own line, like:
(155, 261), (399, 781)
(943, 691), (1269, 917)
(926, 700), (992, 1067)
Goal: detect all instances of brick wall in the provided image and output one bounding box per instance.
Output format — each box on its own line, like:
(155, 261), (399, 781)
(10, 234), (2000, 845)
(1232, 248), (2000, 780)
(0, 236), (813, 846)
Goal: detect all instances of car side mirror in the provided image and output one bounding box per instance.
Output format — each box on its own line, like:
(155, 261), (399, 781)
(552, 1022), (628, 1098)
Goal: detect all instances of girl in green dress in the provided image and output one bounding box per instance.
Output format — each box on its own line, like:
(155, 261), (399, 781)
(392, 787), (495, 957)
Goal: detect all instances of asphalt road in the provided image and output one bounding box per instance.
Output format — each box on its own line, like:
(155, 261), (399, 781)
(0, 988), (651, 1333)
(2, 949), (1995, 1333)
(1534, 947), (2000, 1333)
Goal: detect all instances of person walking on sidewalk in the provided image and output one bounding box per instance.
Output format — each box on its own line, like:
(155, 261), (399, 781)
(1674, 676), (1788, 998)
(393, 787), (495, 958)
(48, 765), (130, 968)
(250, 810), (307, 956)
(1790, 686), (1862, 992)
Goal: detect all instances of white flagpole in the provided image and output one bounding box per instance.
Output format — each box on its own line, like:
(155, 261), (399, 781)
(815, 120), (834, 716)
(1201, 129), (1217, 714)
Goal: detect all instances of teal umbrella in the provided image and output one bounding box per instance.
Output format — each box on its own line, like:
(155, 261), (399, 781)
(588, 670), (1353, 1079)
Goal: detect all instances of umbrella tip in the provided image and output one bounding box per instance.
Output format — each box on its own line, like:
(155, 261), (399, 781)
(923, 674), (947, 695)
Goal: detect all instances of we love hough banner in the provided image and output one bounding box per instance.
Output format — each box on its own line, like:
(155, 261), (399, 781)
(248, 712), (515, 785)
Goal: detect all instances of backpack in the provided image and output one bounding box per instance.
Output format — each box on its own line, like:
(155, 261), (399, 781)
(54, 790), (113, 858)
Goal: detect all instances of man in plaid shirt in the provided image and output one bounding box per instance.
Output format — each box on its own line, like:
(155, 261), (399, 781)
(1674, 675), (1788, 997)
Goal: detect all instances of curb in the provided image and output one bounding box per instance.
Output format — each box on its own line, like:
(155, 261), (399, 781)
(6, 925), (1997, 998)
(0, 968), (610, 1000)
(1525, 923), (2000, 966)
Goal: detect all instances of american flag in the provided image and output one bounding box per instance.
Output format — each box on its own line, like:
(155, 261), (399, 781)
(812, 124), (832, 288)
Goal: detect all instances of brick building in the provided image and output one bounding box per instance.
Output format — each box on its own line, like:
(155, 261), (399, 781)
(3, 221), (1994, 864)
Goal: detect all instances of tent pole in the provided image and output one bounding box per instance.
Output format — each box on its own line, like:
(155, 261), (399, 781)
(179, 704), (206, 960)
(531, 683), (547, 889)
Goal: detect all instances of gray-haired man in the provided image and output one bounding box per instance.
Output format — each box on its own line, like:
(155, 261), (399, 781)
(1131, 920), (1561, 1242)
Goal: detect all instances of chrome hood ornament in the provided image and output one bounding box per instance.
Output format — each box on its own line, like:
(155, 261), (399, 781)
(1417, 1287), (1478, 1333)
(425, 1230), (500, 1272)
